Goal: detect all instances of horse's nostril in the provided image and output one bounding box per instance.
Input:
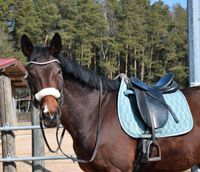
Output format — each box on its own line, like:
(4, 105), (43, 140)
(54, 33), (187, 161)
(42, 112), (49, 120)
(42, 111), (56, 121)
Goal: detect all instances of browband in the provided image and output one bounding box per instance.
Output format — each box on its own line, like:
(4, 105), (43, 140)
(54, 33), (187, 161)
(28, 59), (60, 65)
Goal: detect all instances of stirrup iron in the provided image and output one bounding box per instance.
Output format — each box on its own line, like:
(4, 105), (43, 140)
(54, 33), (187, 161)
(146, 140), (161, 161)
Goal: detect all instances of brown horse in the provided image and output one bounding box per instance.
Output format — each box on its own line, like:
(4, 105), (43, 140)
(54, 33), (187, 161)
(21, 33), (200, 172)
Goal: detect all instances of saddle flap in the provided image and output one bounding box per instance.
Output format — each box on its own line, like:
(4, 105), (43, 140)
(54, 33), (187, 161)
(133, 88), (169, 129)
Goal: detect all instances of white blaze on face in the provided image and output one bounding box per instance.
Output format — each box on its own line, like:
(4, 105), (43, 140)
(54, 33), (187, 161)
(43, 104), (49, 113)
(43, 104), (55, 120)
(35, 87), (60, 120)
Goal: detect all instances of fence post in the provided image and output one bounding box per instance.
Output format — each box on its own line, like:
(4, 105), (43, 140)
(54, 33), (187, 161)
(188, 0), (200, 171)
(0, 76), (16, 172)
(32, 106), (45, 172)
(188, 0), (200, 87)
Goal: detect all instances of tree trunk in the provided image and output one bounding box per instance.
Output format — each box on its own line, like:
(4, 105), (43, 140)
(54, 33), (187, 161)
(81, 44), (84, 65)
(140, 48), (145, 81)
(44, 34), (49, 46)
(117, 52), (120, 74)
(125, 44), (128, 75)
(149, 36), (154, 76)
(149, 47), (154, 76)
(133, 49), (137, 77)
(68, 39), (72, 59)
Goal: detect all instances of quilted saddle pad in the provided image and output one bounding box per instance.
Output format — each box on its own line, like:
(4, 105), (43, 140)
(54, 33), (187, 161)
(117, 78), (193, 138)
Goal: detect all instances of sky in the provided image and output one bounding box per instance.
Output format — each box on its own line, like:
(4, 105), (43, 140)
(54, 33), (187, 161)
(151, 0), (187, 9)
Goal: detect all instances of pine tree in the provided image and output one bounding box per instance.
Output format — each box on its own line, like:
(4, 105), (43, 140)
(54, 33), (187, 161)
(168, 4), (188, 86)
(74, 0), (107, 68)
(11, 0), (42, 47)
(33, 0), (61, 44)
(117, 0), (150, 80)
(98, 0), (121, 77)
(53, 0), (78, 59)
(0, 0), (188, 84)
(0, 31), (13, 57)
(145, 1), (172, 81)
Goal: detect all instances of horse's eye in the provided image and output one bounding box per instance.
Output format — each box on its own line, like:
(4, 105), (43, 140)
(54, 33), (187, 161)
(25, 64), (29, 70)
(57, 70), (61, 74)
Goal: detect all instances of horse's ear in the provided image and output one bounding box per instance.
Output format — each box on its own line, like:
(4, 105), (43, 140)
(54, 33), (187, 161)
(50, 33), (62, 58)
(21, 34), (33, 60)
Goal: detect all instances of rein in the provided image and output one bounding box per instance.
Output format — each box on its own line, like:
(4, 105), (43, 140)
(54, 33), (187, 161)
(28, 59), (103, 163)
(57, 79), (103, 163)
(39, 107), (65, 153)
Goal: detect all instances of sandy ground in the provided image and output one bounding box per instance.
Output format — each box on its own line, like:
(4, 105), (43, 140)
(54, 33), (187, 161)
(0, 125), (82, 172)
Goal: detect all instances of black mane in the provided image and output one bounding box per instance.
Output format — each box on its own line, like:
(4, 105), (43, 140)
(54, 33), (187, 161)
(58, 56), (120, 91)
(29, 46), (120, 91)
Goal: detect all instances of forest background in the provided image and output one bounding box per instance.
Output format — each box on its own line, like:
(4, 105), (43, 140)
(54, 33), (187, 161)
(0, 0), (188, 87)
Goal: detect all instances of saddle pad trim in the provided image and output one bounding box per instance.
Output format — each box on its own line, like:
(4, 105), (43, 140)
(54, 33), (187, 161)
(117, 78), (193, 138)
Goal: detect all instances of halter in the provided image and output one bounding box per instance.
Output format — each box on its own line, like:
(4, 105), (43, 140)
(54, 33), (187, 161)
(27, 59), (102, 163)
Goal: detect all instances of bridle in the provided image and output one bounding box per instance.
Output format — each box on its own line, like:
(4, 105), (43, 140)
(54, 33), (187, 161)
(27, 59), (65, 152)
(26, 59), (64, 108)
(26, 59), (102, 163)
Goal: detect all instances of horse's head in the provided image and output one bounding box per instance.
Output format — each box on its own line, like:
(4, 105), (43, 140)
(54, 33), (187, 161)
(21, 33), (63, 128)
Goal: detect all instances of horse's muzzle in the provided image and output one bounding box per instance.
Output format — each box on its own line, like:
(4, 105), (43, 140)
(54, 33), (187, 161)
(40, 95), (60, 128)
(41, 111), (59, 128)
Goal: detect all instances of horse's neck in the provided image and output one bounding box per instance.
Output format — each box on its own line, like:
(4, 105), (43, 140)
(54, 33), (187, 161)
(62, 79), (101, 146)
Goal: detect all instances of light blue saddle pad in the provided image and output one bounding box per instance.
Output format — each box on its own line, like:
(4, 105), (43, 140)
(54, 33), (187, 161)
(117, 78), (193, 138)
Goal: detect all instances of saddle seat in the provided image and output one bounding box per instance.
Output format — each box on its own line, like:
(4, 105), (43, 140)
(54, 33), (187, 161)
(131, 73), (178, 93)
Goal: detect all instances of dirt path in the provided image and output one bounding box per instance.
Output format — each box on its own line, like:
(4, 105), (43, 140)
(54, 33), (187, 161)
(0, 128), (82, 172)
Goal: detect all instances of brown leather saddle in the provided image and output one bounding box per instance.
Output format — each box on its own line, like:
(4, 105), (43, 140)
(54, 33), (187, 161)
(128, 73), (179, 161)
